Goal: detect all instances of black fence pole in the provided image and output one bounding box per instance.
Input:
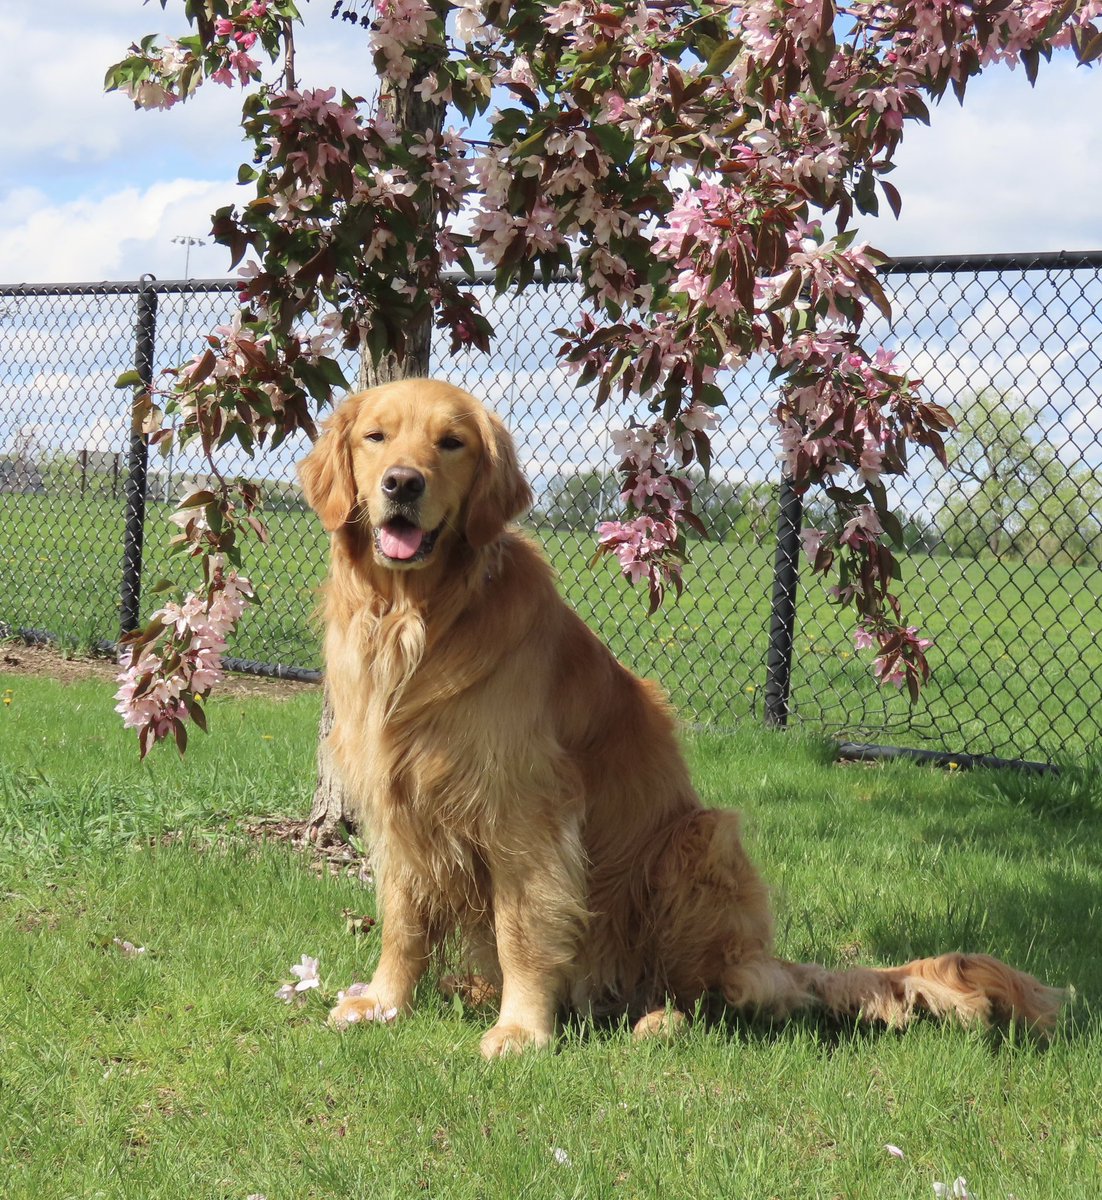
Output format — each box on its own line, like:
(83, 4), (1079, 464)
(119, 278), (157, 637)
(763, 474), (803, 729)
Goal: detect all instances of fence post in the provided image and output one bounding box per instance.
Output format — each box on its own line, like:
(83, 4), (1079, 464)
(763, 474), (803, 728)
(119, 277), (158, 637)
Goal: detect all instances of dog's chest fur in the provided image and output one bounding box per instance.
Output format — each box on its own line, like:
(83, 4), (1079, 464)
(328, 586), (505, 836)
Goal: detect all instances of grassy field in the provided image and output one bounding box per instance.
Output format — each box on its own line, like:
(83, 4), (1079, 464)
(2, 491), (1101, 762)
(1, 668), (1100, 1199)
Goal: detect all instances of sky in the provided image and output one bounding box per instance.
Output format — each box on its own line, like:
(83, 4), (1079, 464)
(1, 2), (1100, 496)
(2, 1), (1100, 285)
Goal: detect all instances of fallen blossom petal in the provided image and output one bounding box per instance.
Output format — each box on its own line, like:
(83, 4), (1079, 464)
(885, 1143), (905, 1159)
(552, 1147), (572, 1166)
(112, 937), (147, 957)
(290, 954), (320, 990)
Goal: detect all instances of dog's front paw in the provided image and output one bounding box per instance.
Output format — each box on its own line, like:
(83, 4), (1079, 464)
(479, 1022), (554, 1059)
(631, 1008), (688, 1041)
(328, 984), (402, 1030)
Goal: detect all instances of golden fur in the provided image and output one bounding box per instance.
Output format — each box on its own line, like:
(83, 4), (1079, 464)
(299, 378), (1063, 1058)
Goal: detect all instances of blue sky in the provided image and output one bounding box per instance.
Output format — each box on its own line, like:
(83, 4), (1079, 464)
(2, 2), (1100, 284)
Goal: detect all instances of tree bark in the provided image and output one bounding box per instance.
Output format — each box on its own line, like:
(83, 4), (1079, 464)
(306, 74), (443, 845)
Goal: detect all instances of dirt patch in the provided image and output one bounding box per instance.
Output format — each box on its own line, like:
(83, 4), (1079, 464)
(242, 816), (374, 885)
(0, 638), (320, 702)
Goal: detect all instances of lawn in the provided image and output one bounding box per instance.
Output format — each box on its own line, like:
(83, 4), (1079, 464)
(2, 491), (1101, 762)
(1, 667), (1100, 1199)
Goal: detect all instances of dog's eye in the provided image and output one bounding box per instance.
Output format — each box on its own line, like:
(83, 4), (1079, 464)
(364, 431), (385, 443)
(438, 435), (465, 451)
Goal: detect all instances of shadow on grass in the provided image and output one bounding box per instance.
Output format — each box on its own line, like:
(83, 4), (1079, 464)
(438, 974), (1098, 1059)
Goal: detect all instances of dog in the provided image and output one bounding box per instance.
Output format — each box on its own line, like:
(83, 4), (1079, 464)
(298, 378), (1063, 1058)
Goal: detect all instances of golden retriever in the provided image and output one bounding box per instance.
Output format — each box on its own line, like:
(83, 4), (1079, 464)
(299, 378), (1062, 1058)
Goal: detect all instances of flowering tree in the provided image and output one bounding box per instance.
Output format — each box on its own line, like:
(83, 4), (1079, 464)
(107, 0), (1101, 751)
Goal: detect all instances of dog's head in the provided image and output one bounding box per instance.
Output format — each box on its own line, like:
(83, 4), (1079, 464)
(298, 379), (533, 568)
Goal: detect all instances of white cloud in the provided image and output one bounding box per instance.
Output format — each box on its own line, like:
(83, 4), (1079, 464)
(855, 60), (1102, 256)
(0, 181), (240, 283)
(80, 415), (128, 454)
(0, 2), (378, 285)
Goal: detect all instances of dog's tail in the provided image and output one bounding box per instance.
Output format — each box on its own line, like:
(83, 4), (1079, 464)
(764, 952), (1065, 1032)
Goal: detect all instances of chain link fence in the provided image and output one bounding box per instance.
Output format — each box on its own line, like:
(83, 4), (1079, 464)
(2, 251), (1100, 766)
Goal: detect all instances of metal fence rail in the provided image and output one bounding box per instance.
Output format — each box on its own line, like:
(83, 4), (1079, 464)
(2, 252), (1100, 767)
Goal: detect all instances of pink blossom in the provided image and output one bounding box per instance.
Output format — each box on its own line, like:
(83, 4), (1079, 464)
(840, 506), (884, 547)
(853, 625), (876, 651)
(124, 79), (177, 110)
(290, 955), (320, 992)
(873, 655), (907, 689)
(801, 527), (825, 561)
(905, 625), (934, 652)
(621, 470), (675, 510)
(114, 571), (254, 753)
(112, 937), (148, 957)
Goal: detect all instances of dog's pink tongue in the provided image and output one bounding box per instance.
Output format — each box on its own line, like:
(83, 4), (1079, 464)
(379, 522), (424, 560)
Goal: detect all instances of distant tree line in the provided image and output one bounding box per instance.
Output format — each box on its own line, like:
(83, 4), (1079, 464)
(533, 388), (1102, 567)
(5, 387), (1100, 565)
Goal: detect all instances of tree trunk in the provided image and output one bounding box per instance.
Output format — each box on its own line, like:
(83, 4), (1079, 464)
(307, 690), (347, 845)
(306, 74), (443, 846)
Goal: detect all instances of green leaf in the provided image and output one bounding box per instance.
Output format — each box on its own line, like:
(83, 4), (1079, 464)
(879, 508), (904, 548)
(854, 169), (879, 216)
(766, 269), (803, 312)
(313, 356), (350, 391)
(705, 38), (742, 77)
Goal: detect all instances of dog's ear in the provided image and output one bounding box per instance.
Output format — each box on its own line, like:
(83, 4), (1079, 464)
(464, 407), (534, 549)
(299, 401), (357, 532)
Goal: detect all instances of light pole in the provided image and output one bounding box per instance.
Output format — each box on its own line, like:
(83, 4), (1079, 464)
(171, 234), (206, 281)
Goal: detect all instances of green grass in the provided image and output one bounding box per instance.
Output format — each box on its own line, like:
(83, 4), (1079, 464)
(2, 670), (1101, 1198)
(2, 492), (1101, 760)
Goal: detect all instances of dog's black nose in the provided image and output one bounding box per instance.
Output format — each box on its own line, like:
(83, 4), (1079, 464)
(381, 466), (426, 504)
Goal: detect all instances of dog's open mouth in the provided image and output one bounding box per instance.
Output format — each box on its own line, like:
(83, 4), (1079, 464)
(374, 517), (441, 564)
